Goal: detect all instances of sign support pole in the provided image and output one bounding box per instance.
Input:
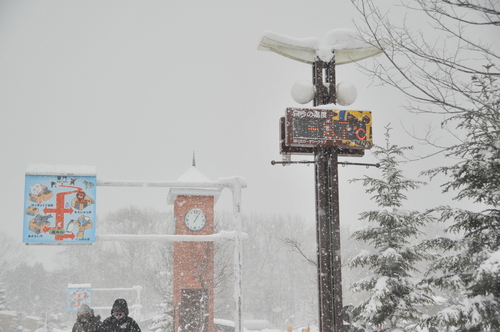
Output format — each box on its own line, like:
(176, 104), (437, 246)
(313, 55), (343, 332)
(258, 31), (384, 332)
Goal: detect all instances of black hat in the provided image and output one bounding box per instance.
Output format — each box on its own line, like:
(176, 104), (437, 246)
(112, 299), (129, 316)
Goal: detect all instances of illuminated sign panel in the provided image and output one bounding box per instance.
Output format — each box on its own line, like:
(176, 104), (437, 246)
(285, 108), (373, 149)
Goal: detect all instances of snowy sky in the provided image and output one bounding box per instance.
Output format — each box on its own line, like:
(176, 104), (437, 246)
(0, 0), (474, 268)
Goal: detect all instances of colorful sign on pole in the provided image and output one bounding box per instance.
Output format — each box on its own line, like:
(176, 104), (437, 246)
(285, 108), (373, 149)
(67, 284), (92, 311)
(23, 164), (97, 244)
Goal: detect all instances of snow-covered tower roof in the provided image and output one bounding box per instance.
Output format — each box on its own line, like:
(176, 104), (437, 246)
(166, 166), (221, 205)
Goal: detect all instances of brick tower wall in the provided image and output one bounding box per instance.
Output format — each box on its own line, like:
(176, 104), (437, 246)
(173, 195), (215, 332)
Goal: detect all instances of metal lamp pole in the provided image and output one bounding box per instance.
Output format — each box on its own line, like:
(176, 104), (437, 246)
(313, 55), (343, 332)
(258, 30), (384, 332)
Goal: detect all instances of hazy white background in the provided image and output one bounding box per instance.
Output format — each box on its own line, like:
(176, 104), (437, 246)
(0, 1), (456, 267)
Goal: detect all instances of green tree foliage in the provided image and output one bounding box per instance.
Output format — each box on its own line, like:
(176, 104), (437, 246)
(351, 0), (499, 330)
(420, 71), (500, 331)
(349, 127), (435, 330)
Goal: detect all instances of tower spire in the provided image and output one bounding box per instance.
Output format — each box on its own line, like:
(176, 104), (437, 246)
(192, 151), (196, 167)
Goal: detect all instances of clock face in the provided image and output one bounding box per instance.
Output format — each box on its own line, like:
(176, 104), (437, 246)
(184, 209), (207, 232)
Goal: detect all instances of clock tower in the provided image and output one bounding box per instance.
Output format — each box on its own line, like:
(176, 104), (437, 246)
(167, 165), (221, 332)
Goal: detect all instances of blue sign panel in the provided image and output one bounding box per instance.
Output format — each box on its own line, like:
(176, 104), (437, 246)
(67, 284), (92, 311)
(23, 173), (96, 244)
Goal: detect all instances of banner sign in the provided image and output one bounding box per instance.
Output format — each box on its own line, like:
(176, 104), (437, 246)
(23, 164), (96, 244)
(67, 284), (92, 311)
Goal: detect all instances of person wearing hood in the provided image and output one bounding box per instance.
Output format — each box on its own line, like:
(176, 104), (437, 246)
(73, 304), (102, 332)
(99, 299), (141, 332)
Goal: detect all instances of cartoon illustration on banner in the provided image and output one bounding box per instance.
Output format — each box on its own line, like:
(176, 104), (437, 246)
(23, 174), (96, 244)
(67, 285), (92, 311)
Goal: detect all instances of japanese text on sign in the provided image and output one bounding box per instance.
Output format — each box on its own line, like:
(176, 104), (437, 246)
(285, 108), (373, 149)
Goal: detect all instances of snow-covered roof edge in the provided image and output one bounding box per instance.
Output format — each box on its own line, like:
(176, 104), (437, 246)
(176, 166), (213, 183)
(167, 166), (222, 205)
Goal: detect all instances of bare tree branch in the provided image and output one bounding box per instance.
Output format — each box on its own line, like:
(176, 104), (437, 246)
(281, 237), (317, 267)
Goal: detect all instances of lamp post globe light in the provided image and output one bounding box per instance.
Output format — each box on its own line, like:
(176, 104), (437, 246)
(291, 79), (315, 104)
(258, 28), (384, 332)
(336, 81), (357, 106)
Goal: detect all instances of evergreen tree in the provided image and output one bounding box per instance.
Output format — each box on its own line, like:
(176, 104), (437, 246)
(420, 70), (500, 331)
(150, 302), (174, 332)
(349, 126), (435, 331)
(10, 312), (29, 332)
(0, 283), (8, 311)
(351, 0), (499, 329)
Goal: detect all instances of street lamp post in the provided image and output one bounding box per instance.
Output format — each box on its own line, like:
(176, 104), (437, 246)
(259, 29), (384, 332)
(312, 55), (343, 332)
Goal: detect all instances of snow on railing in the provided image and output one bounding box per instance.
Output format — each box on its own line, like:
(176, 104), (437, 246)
(97, 231), (248, 242)
(96, 176), (247, 332)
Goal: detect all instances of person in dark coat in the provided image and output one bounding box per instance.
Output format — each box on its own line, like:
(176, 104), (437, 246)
(73, 304), (102, 332)
(99, 299), (141, 332)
